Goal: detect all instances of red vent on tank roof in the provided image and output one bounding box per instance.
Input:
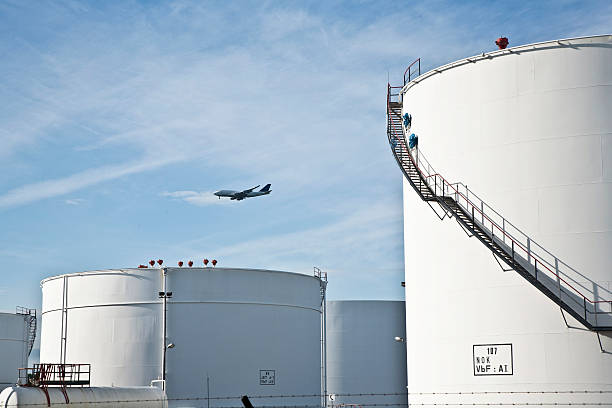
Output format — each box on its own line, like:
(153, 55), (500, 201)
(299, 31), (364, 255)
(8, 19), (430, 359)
(495, 37), (509, 49)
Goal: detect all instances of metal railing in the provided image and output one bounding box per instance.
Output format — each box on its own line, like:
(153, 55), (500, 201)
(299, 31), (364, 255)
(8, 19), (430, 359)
(19, 363), (91, 387)
(386, 83), (612, 328)
(403, 58), (420, 85)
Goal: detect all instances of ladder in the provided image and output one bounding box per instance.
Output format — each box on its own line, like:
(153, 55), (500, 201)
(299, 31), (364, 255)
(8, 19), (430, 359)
(16, 306), (37, 356)
(387, 84), (612, 331)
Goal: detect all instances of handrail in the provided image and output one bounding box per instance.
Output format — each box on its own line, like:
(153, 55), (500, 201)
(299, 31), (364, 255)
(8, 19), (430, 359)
(423, 163), (608, 307)
(386, 87), (612, 318)
(404, 58), (421, 85)
(425, 173), (602, 306)
(425, 172), (598, 304)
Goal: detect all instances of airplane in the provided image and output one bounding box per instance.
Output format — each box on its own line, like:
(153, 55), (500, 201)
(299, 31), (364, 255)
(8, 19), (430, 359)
(214, 184), (272, 201)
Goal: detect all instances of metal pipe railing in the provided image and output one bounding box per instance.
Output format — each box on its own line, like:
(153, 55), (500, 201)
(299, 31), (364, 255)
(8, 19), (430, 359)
(404, 58), (421, 85)
(386, 86), (611, 324)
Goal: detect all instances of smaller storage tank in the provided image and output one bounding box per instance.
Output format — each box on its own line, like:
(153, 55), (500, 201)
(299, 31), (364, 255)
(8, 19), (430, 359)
(326, 301), (407, 408)
(0, 310), (36, 388)
(0, 385), (167, 408)
(40, 267), (325, 408)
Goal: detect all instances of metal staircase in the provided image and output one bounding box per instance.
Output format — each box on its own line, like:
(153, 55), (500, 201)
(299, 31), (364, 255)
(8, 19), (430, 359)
(16, 306), (37, 356)
(387, 82), (612, 332)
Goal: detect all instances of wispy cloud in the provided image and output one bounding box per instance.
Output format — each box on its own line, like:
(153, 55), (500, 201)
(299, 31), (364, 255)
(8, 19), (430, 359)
(172, 200), (404, 274)
(64, 198), (85, 205)
(0, 157), (178, 209)
(1, 0), (610, 310)
(161, 190), (228, 206)
(2, 1), (610, 209)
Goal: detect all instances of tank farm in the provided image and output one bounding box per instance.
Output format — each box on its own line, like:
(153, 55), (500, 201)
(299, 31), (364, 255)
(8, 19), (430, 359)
(2, 34), (611, 408)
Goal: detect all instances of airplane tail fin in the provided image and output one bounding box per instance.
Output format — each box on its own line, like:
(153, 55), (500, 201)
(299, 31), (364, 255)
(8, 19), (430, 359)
(260, 184), (271, 192)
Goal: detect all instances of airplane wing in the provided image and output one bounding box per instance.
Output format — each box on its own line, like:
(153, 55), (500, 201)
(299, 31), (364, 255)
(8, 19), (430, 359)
(241, 185), (260, 194)
(233, 185), (260, 200)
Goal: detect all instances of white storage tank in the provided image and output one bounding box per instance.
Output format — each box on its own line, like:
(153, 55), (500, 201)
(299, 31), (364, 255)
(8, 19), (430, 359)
(40, 267), (324, 408)
(0, 385), (167, 408)
(326, 301), (407, 408)
(0, 310), (36, 388)
(399, 35), (612, 405)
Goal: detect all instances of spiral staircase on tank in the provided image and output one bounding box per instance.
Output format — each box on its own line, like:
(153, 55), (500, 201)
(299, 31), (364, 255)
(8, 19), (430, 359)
(387, 65), (612, 333)
(16, 306), (37, 356)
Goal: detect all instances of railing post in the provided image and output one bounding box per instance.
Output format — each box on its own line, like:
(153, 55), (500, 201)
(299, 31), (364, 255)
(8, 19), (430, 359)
(511, 240), (514, 262)
(534, 259), (538, 281)
(481, 202), (484, 225)
(502, 219), (506, 244)
(584, 298), (588, 322)
(527, 238), (531, 263)
(555, 258), (561, 298)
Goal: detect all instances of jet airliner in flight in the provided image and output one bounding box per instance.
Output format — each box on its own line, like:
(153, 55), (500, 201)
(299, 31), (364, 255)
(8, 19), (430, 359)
(214, 184), (272, 201)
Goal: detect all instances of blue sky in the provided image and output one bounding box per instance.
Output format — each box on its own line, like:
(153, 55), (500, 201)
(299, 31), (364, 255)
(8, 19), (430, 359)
(1, 0), (611, 315)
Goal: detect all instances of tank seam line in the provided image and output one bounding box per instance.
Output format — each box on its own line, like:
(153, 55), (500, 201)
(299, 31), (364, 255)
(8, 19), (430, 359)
(41, 301), (321, 315)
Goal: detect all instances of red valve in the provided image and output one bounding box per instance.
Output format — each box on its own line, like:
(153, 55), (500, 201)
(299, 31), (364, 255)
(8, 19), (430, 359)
(203, 259), (209, 266)
(188, 260), (193, 267)
(495, 37), (509, 49)
(157, 259), (163, 266)
(149, 260), (155, 266)
(212, 259), (217, 267)
(178, 261), (183, 267)
(138, 264), (147, 268)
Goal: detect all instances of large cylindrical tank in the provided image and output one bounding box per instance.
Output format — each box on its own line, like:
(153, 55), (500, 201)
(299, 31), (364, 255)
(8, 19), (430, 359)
(0, 385), (167, 407)
(40, 267), (324, 407)
(0, 312), (33, 388)
(326, 301), (407, 408)
(400, 35), (612, 405)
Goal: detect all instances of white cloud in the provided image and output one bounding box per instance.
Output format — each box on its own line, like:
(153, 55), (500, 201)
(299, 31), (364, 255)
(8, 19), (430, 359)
(3, 1), (607, 212)
(0, 157), (178, 209)
(172, 199), (404, 275)
(64, 198), (85, 205)
(161, 190), (229, 206)
(161, 191), (199, 199)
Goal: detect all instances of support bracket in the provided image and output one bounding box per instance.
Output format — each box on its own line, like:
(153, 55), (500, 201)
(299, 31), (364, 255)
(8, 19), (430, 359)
(560, 307), (570, 328)
(597, 331), (605, 353)
(492, 252), (513, 272)
(456, 219), (474, 237)
(427, 200), (451, 221)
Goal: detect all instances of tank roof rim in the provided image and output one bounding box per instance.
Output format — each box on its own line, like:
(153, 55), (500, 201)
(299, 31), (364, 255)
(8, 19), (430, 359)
(326, 299), (405, 303)
(0, 311), (22, 317)
(401, 33), (612, 93)
(40, 267), (318, 285)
